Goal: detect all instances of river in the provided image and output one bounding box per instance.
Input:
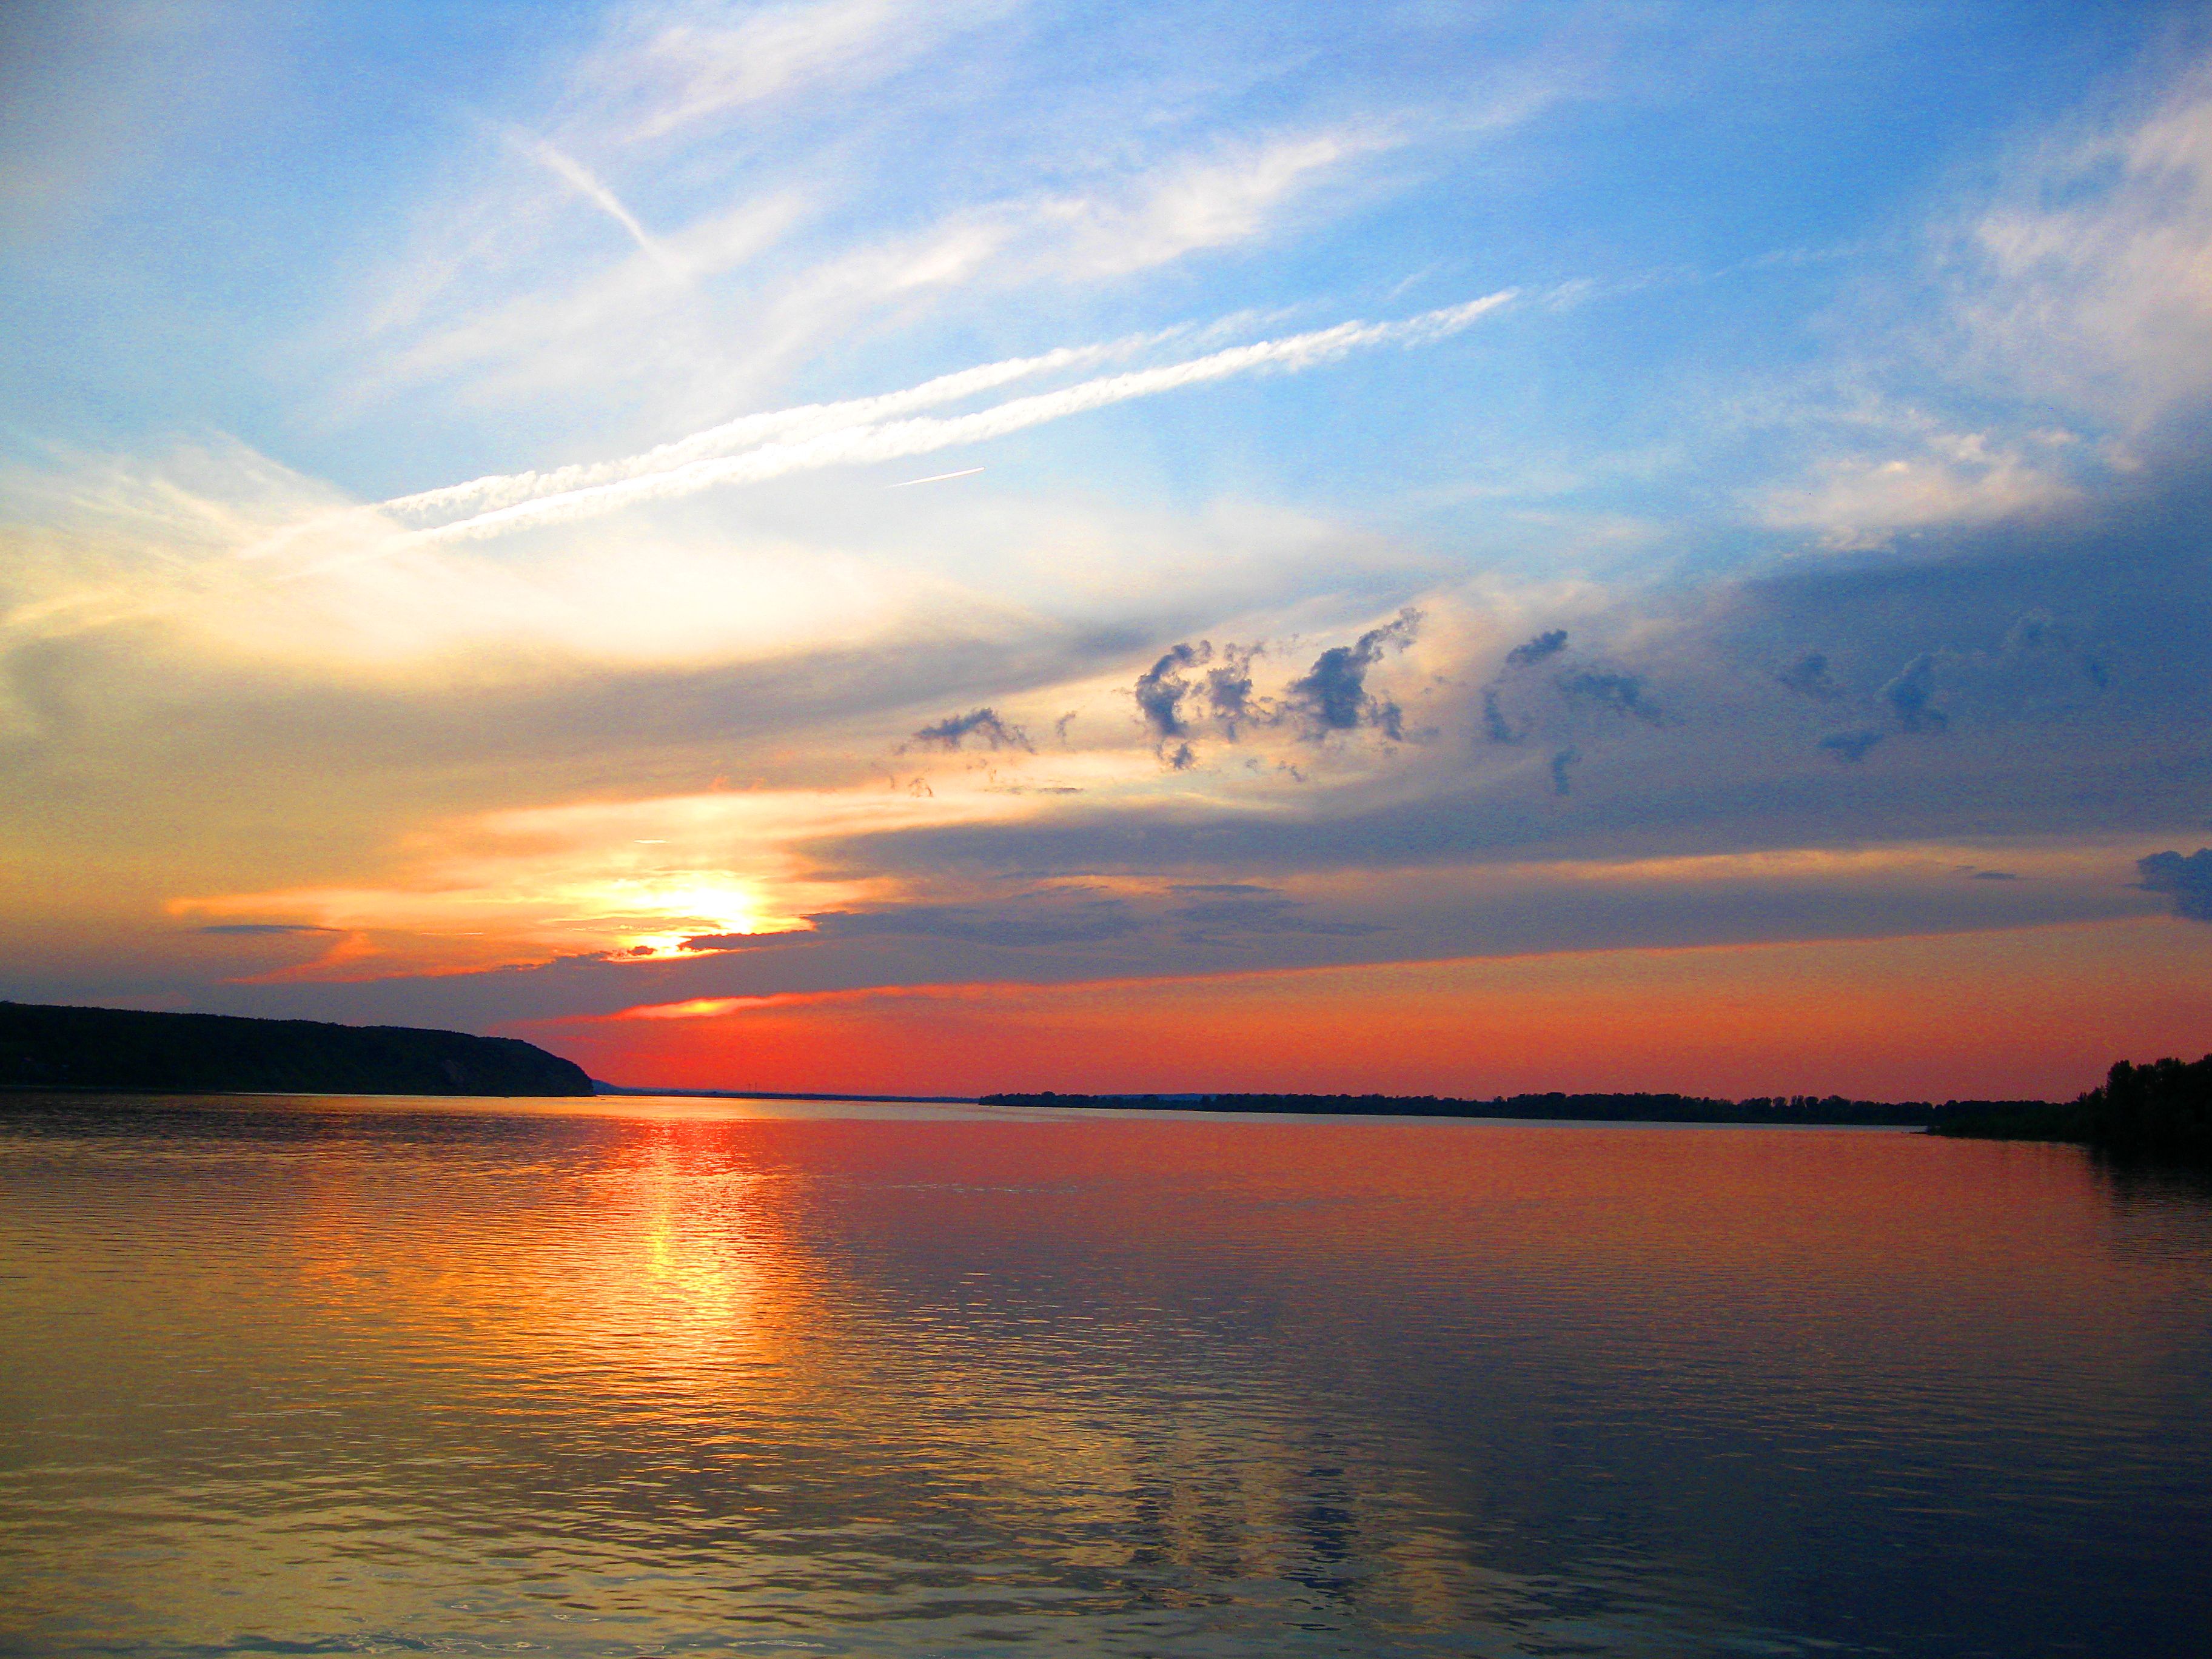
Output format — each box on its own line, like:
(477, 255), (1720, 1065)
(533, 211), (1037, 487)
(2, 1092), (2207, 1656)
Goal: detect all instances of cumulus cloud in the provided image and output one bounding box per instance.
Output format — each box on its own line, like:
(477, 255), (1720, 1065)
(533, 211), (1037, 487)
(2137, 848), (2212, 921)
(1879, 654), (1947, 733)
(1134, 642), (1208, 745)
(1776, 651), (1843, 700)
(1285, 608), (1419, 739)
(1480, 687), (1524, 746)
(1818, 729), (1885, 763)
(1128, 620), (1430, 767)
(1504, 628), (1568, 668)
(908, 707), (1033, 751)
(1556, 669), (1669, 726)
(1549, 746), (1579, 796)
(1205, 645), (1265, 737)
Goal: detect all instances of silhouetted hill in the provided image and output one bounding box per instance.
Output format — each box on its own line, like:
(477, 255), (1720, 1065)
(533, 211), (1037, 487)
(0, 1001), (591, 1097)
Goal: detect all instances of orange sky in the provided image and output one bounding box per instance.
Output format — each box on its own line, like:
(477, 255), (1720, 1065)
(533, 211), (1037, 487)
(509, 915), (2212, 1101)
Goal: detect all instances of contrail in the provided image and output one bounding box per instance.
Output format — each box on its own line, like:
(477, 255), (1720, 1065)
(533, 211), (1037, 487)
(503, 129), (685, 280)
(888, 468), (984, 488)
(375, 333), (1176, 527)
(398, 292), (1517, 549)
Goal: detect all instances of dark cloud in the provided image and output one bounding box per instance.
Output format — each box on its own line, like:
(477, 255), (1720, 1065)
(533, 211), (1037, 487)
(1205, 645), (1266, 736)
(1286, 609), (1419, 739)
(196, 923), (339, 936)
(1505, 629), (1568, 668)
(1557, 669), (1669, 725)
(1967, 870), (2020, 880)
(2137, 849), (2212, 921)
(1170, 889), (1387, 942)
(1134, 642), (1208, 742)
(1480, 688), (1524, 746)
(909, 707), (1033, 752)
(1879, 654), (1946, 732)
(680, 931), (809, 953)
(1550, 746), (1579, 796)
(1776, 652), (1843, 699)
(810, 894), (1140, 947)
(1818, 729), (1884, 762)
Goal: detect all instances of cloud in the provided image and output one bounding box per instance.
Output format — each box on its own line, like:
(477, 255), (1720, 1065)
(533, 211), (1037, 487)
(1285, 608), (1419, 739)
(1134, 642), (1208, 745)
(1877, 653), (1946, 733)
(811, 893), (1139, 947)
(1555, 669), (1668, 726)
(196, 923), (341, 936)
(1504, 628), (1567, 668)
(1204, 645), (1265, 737)
(1169, 888), (1387, 943)
(908, 707), (1032, 751)
(1045, 127), (1401, 280)
(1776, 651), (1843, 700)
(1818, 729), (1885, 763)
(1949, 54), (2212, 425)
(2137, 848), (2212, 922)
(1548, 746), (1578, 796)
(343, 295), (1518, 553)
(1757, 428), (2079, 550)
(585, 0), (1014, 145)
(1479, 688), (1524, 746)
(497, 126), (683, 276)
(374, 331), (1172, 528)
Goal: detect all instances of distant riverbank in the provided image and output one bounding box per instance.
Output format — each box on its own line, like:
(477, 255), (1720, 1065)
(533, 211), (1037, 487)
(985, 1061), (2211, 1158)
(1929, 1056), (2211, 1160)
(981, 1090), (2005, 1128)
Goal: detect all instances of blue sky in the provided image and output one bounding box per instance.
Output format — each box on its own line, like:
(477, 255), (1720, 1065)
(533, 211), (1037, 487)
(2, 0), (2207, 1095)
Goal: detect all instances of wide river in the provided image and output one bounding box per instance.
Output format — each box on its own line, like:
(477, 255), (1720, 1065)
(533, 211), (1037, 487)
(1, 1093), (2208, 1657)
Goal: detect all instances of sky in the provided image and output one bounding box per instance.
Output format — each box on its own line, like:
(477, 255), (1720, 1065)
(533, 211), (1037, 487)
(2, 0), (2208, 1100)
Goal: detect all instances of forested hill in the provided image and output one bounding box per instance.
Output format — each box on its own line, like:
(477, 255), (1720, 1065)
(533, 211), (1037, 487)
(978, 1091), (2002, 1125)
(0, 1002), (592, 1097)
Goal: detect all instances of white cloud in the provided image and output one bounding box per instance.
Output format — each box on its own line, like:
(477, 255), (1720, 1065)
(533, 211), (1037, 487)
(386, 292), (1518, 549)
(498, 127), (685, 276)
(579, 0), (1016, 145)
(1040, 127), (1400, 279)
(1756, 424), (2078, 549)
(1947, 55), (2212, 423)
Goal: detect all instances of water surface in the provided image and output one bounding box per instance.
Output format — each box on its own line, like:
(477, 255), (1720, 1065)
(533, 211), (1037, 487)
(2, 1092), (2208, 1656)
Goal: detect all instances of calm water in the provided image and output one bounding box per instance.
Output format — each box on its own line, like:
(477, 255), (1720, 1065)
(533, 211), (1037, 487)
(2, 1094), (2209, 1658)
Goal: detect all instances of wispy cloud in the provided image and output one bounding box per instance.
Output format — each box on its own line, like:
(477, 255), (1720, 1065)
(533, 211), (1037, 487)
(581, 0), (1016, 145)
(384, 293), (1516, 549)
(375, 330), (1181, 525)
(1949, 56), (2212, 424)
(497, 126), (685, 278)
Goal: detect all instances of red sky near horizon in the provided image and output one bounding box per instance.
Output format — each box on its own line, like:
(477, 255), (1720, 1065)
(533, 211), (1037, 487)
(6, 8), (2210, 1081)
(508, 917), (2212, 1101)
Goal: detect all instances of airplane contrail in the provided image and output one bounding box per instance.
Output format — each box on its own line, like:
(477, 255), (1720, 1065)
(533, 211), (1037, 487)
(887, 468), (984, 488)
(374, 333), (1177, 527)
(395, 291), (1517, 549)
(503, 129), (686, 281)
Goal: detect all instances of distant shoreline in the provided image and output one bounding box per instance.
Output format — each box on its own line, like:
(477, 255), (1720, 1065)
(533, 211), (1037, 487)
(592, 1083), (982, 1105)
